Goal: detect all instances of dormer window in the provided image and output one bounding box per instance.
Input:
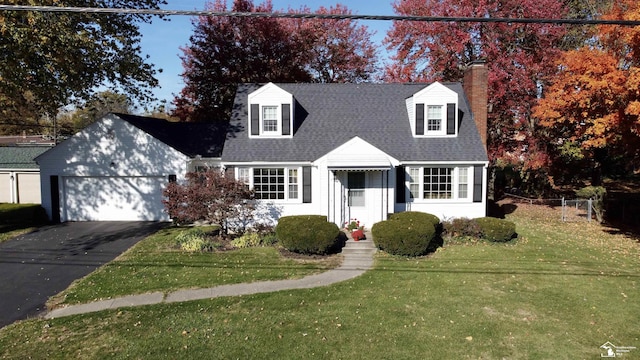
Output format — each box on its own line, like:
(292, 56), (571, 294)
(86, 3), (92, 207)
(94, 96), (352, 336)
(427, 105), (442, 132)
(262, 105), (279, 133)
(409, 82), (459, 138)
(248, 83), (294, 138)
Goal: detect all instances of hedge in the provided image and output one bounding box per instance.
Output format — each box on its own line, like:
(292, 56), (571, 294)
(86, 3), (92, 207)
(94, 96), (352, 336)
(475, 217), (516, 242)
(371, 214), (436, 257)
(275, 215), (340, 255)
(389, 211), (440, 227)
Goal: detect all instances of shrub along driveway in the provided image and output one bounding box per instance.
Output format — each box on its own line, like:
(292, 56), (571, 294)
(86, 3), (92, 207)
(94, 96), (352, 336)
(0, 222), (165, 328)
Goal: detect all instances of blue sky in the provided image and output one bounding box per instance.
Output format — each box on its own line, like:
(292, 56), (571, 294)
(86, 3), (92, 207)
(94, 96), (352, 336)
(137, 1), (395, 109)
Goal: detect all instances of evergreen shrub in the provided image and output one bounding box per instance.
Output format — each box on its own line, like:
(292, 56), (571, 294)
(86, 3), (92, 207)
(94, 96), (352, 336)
(371, 214), (436, 257)
(475, 217), (516, 242)
(275, 215), (340, 255)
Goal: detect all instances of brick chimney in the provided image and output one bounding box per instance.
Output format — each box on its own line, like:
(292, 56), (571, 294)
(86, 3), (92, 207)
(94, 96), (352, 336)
(463, 60), (488, 150)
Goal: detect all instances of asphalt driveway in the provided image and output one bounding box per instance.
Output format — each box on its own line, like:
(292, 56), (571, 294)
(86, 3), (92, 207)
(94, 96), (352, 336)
(0, 221), (166, 328)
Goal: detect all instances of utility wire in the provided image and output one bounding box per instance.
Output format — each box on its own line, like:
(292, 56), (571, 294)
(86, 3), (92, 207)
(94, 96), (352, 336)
(0, 5), (639, 26)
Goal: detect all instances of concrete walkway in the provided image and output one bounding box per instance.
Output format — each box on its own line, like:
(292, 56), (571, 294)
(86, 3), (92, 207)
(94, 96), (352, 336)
(45, 236), (376, 319)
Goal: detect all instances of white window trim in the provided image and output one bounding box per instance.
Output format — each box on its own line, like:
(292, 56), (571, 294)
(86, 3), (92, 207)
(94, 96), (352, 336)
(261, 105), (280, 135)
(406, 165), (473, 202)
(236, 166), (302, 203)
(426, 105), (445, 135)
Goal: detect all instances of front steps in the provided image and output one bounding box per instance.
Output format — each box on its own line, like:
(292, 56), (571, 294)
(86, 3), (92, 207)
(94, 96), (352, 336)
(340, 232), (376, 270)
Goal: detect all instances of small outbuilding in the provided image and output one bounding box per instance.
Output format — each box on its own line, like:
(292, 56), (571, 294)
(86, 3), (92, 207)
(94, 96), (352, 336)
(0, 146), (50, 204)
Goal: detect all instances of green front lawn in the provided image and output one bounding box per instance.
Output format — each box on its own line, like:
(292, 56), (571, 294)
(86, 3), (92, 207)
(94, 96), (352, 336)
(48, 226), (340, 308)
(0, 203), (49, 243)
(1, 202), (639, 359)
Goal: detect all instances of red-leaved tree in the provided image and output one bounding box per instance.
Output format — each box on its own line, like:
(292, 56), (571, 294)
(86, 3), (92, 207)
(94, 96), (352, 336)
(384, 0), (567, 174)
(284, 4), (379, 83)
(163, 169), (255, 234)
(173, 0), (378, 122)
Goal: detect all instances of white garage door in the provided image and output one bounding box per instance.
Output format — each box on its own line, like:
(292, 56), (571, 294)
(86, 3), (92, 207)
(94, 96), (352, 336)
(17, 172), (41, 204)
(63, 176), (169, 221)
(0, 173), (10, 203)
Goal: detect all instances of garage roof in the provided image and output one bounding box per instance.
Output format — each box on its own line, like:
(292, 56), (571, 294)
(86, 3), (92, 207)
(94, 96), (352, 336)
(116, 114), (227, 158)
(0, 146), (51, 169)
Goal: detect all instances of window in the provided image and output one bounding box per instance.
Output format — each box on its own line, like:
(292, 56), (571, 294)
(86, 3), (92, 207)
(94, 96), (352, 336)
(262, 106), (278, 133)
(288, 169), (299, 199)
(458, 167), (469, 199)
(406, 166), (473, 201)
(427, 105), (442, 132)
(254, 168), (285, 200)
(348, 172), (365, 206)
(247, 167), (301, 201)
(424, 167), (452, 199)
(238, 168), (251, 185)
(409, 167), (420, 199)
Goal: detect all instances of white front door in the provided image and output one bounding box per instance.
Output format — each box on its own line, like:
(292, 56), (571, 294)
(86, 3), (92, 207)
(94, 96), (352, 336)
(346, 171), (367, 226)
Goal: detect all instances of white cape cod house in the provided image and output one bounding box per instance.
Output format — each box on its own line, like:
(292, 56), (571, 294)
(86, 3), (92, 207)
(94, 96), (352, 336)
(36, 62), (489, 226)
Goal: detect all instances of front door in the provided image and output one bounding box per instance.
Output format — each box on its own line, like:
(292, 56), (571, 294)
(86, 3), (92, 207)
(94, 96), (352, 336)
(347, 171), (367, 226)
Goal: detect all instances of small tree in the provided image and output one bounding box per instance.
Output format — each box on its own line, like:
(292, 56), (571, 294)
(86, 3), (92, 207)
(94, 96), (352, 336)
(163, 169), (255, 234)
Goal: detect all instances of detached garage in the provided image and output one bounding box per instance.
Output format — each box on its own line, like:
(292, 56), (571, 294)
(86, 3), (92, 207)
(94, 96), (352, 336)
(36, 113), (226, 222)
(0, 146), (51, 204)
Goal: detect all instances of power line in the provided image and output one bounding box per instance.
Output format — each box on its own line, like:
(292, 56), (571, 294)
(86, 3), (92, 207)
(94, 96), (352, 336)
(1, 5), (639, 26)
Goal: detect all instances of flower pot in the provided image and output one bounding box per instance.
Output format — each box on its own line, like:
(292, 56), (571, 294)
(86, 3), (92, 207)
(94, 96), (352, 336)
(351, 229), (364, 241)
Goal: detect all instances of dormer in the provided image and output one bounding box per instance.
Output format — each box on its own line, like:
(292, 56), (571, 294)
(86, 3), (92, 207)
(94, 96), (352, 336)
(248, 83), (294, 139)
(407, 82), (459, 138)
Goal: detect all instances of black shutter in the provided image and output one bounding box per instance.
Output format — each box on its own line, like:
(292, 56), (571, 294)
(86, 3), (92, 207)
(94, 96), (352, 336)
(447, 103), (456, 135)
(473, 165), (483, 203)
(303, 166), (312, 203)
(282, 104), (291, 135)
(395, 166), (406, 203)
(250, 104), (259, 135)
(415, 104), (424, 135)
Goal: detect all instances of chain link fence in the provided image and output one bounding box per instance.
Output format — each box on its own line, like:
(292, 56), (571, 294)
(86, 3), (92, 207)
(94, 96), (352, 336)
(561, 198), (592, 223)
(504, 193), (594, 223)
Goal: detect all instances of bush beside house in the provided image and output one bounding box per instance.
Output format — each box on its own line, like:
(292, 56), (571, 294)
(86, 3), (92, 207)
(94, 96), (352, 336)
(275, 215), (341, 255)
(371, 212), (438, 257)
(475, 217), (517, 242)
(443, 217), (516, 243)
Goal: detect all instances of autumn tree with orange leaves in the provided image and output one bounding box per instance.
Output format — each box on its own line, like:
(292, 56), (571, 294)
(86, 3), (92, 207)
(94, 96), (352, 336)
(533, 0), (640, 183)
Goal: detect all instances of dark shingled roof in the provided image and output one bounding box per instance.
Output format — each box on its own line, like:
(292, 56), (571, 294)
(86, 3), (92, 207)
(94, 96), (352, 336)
(222, 83), (488, 163)
(0, 146), (51, 169)
(115, 113), (227, 158)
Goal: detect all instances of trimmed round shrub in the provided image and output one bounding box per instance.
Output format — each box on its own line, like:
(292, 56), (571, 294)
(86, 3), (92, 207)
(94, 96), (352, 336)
(389, 211), (440, 227)
(275, 215), (340, 255)
(475, 217), (516, 242)
(372, 216), (436, 257)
